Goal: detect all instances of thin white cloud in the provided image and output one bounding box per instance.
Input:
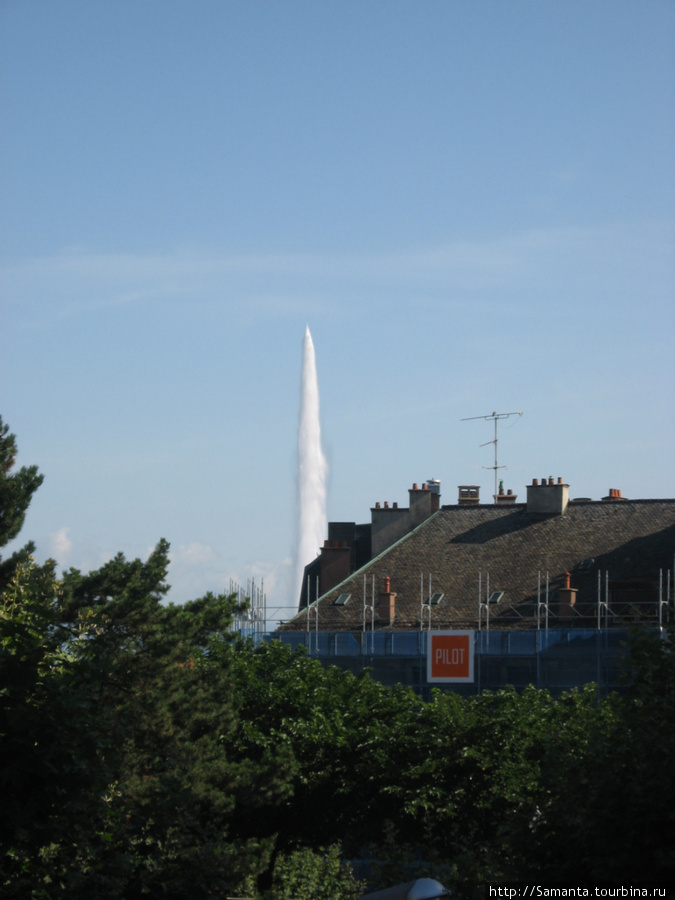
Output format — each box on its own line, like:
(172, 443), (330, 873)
(165, 542), (227, 605)
(3, 218), (672, 329)
(48, 526), (72, 564)
(170, 542), (217, 567)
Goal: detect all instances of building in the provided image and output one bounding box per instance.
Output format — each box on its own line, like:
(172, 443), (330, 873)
(297, 479), (440, 611)
(272, 478), (674, 696)
(287, 478), (674, 633)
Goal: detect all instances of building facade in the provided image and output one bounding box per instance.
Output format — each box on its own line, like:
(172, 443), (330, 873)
(277, 477), (674, 696)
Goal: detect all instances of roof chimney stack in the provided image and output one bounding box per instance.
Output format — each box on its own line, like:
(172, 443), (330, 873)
(494, 479), (517, 504)
(409, 480), (440, 525)
(527, 477), (569, 516)
(557, 572), (578, 620)
(458, 485), (480, 505)
(376, 576), (396, 626)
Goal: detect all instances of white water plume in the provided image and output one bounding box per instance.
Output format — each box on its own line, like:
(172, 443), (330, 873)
(294, 325), (328, 609)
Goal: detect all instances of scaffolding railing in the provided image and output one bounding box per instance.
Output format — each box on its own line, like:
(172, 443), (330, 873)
(261, 626), (649, 697)
(229, 577), (266, 641)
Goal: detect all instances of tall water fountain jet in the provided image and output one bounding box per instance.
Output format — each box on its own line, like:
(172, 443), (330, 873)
(294, 326), (328, 609)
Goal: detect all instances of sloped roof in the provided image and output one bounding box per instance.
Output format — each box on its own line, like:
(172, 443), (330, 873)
(278, 499), (675, 632)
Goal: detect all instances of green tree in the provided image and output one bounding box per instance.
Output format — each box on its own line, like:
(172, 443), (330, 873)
(532, 626), (675, 881)
(58, 551), (292, 897)
(0, 413), (292, 896)
(0, 416), (44, 592)
(227, 640), (418, 891)
(269, 844), (364, 900)
(0, 559), (115, 897)
(0, 543), (297, 897)
(361, 682), (613, 888)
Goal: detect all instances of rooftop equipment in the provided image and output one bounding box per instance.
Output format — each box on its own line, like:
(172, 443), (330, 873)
(461, 409), (523, 503)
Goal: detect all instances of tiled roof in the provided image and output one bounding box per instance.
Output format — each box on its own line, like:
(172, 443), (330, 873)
(278, 500), (675, 632)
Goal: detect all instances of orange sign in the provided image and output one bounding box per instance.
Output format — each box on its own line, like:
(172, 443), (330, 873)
(427, 631), (474, 682)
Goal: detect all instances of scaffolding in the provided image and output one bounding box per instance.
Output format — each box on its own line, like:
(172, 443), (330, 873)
(659, 564), (672, 630)
(229, 577), (266, 642)
(259, 556), (673, 697)
(263, 625), (638, 698)
(362, 574), (375, 655)
(306, 575), (320, 655)
(420, 573), (433, 631)
(478, 571), (505, 632)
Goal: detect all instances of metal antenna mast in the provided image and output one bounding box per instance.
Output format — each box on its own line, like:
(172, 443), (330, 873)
(461, 410), (523, 503)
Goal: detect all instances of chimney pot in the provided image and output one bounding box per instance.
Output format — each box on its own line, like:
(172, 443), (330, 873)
(393, 502), (398, 509)
(384, 501), (389, 509)
(375, 502), (381, 509)
(413, 483), (418, 490)
(533, 478), (539, 486)
(564, 572), (571, 589)
(558, 477), (563, 485)
(384, 576), (391, 593)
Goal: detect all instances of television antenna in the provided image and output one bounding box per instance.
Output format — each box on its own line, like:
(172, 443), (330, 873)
(461, 410), (523, 504)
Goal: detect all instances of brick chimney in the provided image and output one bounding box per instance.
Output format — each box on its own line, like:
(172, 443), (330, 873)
(319, 540), (352, 595)
(409, 481), (440, 526)
(371, 498), (410, 557)
(376, 575), (396, 626)
(557, 571), (578, 621)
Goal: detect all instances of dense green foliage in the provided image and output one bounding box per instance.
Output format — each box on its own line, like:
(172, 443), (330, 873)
(1, 415), (673, 896)
(0, 416), (44, 592)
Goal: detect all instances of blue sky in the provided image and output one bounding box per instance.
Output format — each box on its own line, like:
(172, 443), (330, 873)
(2, 1), (674, 621)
